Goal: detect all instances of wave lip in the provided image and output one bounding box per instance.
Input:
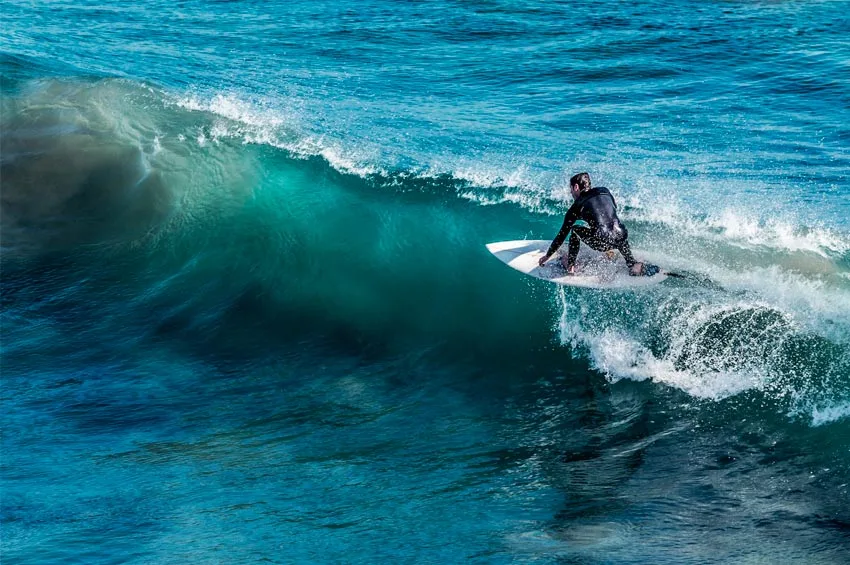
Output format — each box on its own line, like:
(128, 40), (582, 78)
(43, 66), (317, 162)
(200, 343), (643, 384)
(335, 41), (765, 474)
(174, 93), (387, 178)
(170, 90), (850, 265)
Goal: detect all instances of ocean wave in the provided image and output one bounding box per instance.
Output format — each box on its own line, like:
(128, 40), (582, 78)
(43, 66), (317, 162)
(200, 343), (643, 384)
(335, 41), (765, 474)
(557, 281), (850, 414)
(173, 90), (850, 262)
(559, 294), (777, 401)
(622, 196), (850, 259)
(175, 93), (387, 178)
(0, 79), (257, 254)
(4, 77), (849, 423)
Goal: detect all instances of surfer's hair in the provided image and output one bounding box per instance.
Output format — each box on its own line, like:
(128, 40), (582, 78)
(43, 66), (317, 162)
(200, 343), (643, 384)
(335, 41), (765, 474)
(570, 172), (591, 192)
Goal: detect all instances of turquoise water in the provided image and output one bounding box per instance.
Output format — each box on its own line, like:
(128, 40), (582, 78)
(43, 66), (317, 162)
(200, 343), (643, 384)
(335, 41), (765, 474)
(2, 1), (849, 562)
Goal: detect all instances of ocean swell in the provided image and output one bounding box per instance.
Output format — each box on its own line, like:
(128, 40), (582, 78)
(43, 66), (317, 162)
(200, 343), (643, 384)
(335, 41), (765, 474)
(3, 77), (849, 427)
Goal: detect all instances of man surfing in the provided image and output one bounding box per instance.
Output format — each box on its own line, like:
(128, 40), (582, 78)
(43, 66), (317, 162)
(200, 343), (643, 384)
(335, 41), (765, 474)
(537, 172), (658, 276)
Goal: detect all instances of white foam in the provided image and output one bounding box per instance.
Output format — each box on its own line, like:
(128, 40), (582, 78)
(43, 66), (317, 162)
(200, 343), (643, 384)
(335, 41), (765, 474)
(313, 143), (385, 177)
(710, 213), (848, 257)
(557, 287), (795, 400)
(710, 266), (850, 341)
(553, 255), (850, 423)
(581, 328), (762, 400)
(623, 194), (850, 259)
(175, 91), (570, 203)
(172, 91), (850, 265)
(810, 401), (850, 427)
(460, 169), (850, 260)
(175, 92), (388, 178)
(458, 188), (549, 214)
(449, 164), (535, 191)
(177, 93), (286, 129)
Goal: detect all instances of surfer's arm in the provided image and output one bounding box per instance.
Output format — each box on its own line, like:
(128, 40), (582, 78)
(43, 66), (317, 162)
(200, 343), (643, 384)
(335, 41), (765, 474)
(539, 208), (578, 265)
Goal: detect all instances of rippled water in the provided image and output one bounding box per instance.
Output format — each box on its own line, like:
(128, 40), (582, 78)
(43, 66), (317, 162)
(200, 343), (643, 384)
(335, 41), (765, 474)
(2, 1), (849, 563)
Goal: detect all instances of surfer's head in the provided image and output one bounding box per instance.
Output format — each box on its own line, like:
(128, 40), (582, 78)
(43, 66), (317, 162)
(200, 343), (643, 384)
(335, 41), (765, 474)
(570, 172), (591, 199)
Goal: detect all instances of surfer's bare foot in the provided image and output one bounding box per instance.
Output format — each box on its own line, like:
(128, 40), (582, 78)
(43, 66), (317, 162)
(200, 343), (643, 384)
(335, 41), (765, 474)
(558, 256), (576, 274)
(604, 250), (618, 261)
(559, 256), (577, 275)
(629, 262), (644, 276)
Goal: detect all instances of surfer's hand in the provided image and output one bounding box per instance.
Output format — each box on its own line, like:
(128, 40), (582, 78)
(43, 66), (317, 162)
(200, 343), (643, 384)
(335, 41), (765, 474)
(538, 254), (550, 267)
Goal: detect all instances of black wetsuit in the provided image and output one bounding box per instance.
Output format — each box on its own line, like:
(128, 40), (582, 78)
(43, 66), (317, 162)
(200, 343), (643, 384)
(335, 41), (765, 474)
(545, 186), (638, 268)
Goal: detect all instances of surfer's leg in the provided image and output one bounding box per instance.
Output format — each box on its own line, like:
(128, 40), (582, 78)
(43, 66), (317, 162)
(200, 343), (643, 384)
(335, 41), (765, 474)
(562, 230), (582, 272)
(577, 227), (613, 253)
(616, 239), (644, 276)
(618, 239), (659, 276)
(617, 239), (637, 268)
(567, 227), (614, 272)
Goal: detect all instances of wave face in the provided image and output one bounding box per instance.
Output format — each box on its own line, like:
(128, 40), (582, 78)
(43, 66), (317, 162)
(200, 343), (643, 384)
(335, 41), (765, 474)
(3, 1), (850, 563)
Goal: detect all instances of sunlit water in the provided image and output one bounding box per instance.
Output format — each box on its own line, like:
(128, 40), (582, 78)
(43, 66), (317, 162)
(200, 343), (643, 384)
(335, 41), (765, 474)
(2, 1), (849, 562)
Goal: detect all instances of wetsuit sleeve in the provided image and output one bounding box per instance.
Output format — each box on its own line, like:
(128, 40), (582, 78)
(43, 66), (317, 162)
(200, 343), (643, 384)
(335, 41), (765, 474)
(545, 204), (580, 257)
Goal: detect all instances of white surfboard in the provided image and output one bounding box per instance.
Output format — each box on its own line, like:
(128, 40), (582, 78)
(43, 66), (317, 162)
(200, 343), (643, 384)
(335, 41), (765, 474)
(486, 240), (668, 288)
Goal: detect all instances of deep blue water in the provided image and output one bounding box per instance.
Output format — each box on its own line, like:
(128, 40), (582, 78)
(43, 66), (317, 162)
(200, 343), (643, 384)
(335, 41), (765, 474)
(2, 1), (850, 563)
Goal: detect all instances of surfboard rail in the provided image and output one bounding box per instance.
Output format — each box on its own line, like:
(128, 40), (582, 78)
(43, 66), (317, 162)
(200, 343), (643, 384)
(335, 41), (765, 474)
(486, 240), (668, 288)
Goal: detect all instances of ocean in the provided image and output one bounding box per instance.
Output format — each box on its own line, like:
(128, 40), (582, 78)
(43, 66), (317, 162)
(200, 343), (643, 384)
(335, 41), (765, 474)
(2, 0), (849, 562)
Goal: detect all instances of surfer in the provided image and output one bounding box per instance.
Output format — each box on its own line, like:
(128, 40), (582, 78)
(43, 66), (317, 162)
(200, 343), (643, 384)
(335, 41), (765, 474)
(537, 173), (658, 276)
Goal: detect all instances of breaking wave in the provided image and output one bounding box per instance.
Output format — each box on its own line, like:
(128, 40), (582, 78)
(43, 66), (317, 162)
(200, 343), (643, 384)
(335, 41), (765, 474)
(3, 78), (849, 426)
